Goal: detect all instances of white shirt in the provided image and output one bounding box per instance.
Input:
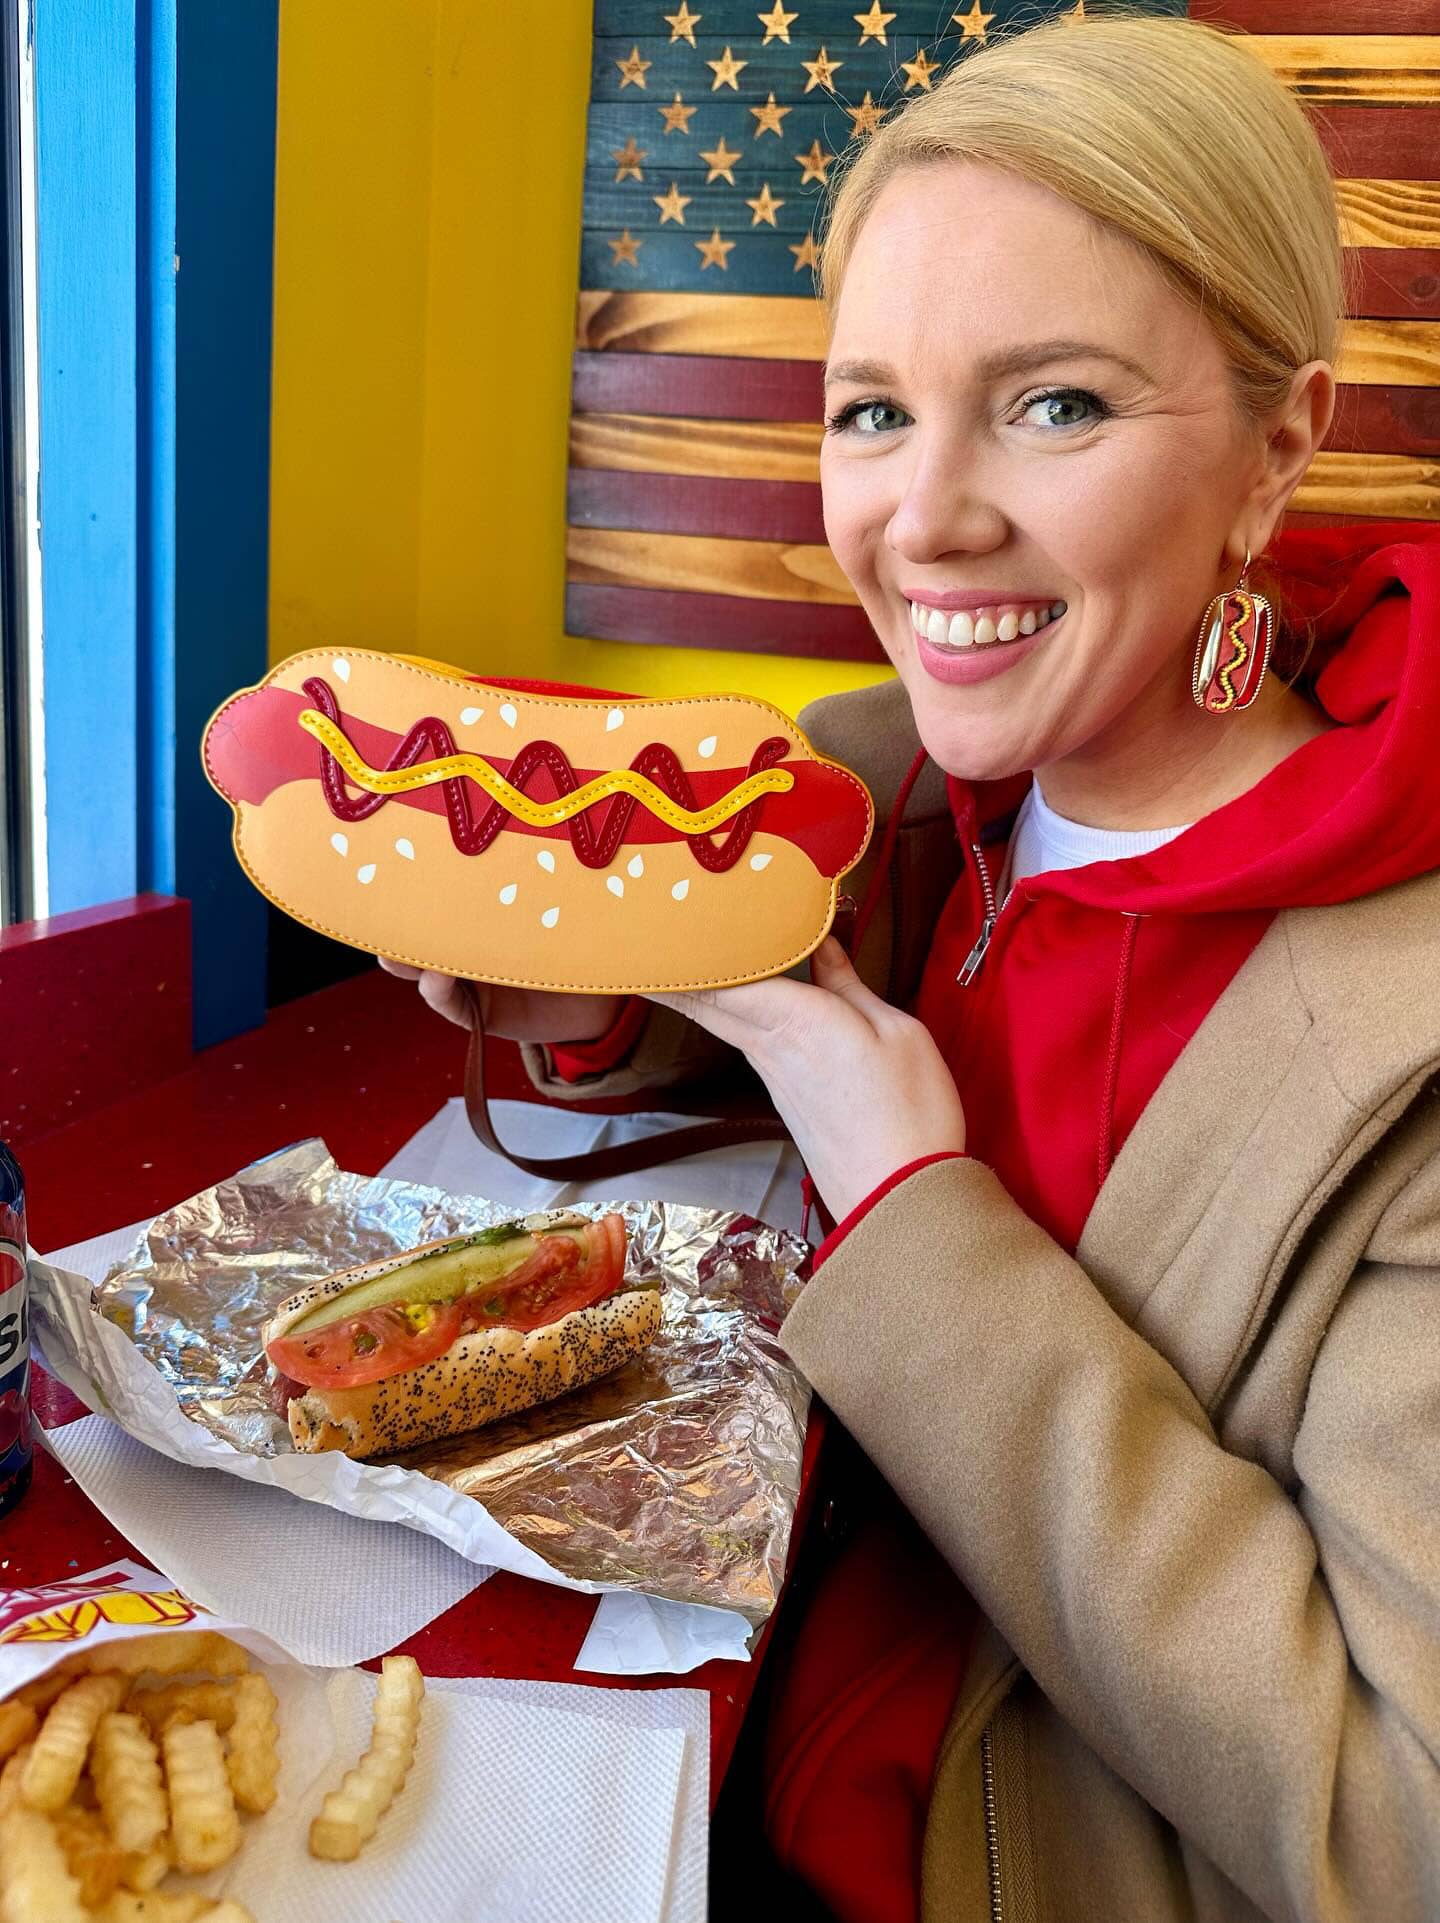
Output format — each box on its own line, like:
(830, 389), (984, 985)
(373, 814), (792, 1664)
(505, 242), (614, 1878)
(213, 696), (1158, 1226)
(1001, 782), (1190, 894)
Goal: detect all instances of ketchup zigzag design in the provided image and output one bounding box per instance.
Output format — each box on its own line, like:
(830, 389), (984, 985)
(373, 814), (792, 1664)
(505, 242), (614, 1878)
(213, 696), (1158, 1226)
(303, 676), (791, 873)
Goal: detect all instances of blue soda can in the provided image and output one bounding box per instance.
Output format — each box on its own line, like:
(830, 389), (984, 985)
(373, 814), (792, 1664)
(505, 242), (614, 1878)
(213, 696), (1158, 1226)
(0, 1139), (31, 1519)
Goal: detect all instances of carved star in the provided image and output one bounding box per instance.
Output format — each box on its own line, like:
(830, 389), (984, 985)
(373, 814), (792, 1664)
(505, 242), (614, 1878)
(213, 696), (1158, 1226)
(616, 44), (652, 88)
(653, 180), (692, 224)
(665, 2), (702, 44)
(802, 46), (843, 93)
(696, 228), (736, 270)
(794, 139), (833, 185)
(853, 2), (895, 44)
(746, 180), (785, 226)
(611, 136), (647, 182)
(789, 232), (821, 272)
(757, 2), (798, 43)
(750, 91), (792, 136)
(952, 0), (993, 41)
(901, 46), (942, 90)
(659, 92), (698, 133)
(700, 135), (743, 184)
(847, 90), (887, 136)
(608, 229), (643, 267)
(707, 45), (748, 90)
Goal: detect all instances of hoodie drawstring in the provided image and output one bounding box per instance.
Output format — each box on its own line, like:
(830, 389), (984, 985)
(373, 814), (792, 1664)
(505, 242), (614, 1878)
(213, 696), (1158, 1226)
(1097, 914), (1142, 1188)
(847, 747), (932, 962)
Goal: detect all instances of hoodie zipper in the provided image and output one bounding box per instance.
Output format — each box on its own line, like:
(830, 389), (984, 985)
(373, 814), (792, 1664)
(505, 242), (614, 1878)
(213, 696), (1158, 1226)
(980, 1722), (1003, 1923)
(959, 842), (1000, 986)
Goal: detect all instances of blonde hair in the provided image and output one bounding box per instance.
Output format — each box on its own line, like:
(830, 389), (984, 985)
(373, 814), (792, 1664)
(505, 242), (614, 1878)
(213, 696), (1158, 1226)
(819, 13), (1345, 420)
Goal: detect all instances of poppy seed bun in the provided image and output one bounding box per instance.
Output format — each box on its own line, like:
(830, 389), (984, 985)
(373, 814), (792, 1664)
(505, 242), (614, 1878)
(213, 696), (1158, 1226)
(282, 1286), (664, 1458)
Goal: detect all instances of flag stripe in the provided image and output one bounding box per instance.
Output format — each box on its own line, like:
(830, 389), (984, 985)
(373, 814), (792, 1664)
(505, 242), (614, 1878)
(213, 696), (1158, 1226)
(572, 349), (823, 420)
(576, 293), (1440, 382)
(1337, 180), (1440, 247)
(1327, 383), (1440, 453)
(1348, 247), (1440, 314)
(1193, 0), (1440, 30)
(569, 468), (829, 542)
(565, 583), (886, 663)
(1310, 103), (1440, 178)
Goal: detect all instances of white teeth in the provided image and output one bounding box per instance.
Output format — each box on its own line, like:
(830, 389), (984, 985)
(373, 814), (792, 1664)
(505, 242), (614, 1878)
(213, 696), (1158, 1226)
(947, 611), (975, 648)
(997, 612), (1019, 642)
(926, 607), (949, 646)
(1019, 610), (1037, 635)
(1051, 601), (1066, 618)
(974, 614), (997, 646)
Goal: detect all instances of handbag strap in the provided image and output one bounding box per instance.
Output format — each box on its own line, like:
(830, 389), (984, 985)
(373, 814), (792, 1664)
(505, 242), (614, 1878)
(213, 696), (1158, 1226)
(461, 983), (789, 1182)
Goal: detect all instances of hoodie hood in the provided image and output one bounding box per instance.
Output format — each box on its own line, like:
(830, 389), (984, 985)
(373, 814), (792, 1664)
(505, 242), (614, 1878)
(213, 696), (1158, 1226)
(957, 523), (1440, 916)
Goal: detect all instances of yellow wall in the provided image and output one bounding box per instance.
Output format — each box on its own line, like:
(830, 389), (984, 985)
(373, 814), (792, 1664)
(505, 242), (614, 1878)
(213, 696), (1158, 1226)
(269, 0), (890, 720)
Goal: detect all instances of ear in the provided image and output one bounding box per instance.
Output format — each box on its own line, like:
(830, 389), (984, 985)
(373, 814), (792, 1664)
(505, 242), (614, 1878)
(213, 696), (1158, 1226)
(1232, 360), (1336, 562)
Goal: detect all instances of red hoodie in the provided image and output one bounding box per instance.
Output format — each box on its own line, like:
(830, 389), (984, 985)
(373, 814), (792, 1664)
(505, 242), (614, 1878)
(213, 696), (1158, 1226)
(761, 523), (1440, 1923)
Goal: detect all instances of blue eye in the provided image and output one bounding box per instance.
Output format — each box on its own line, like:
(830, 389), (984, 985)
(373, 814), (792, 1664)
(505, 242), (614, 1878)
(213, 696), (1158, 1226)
(1019, 387), (1107, 430)
(825, 399), (911, 436)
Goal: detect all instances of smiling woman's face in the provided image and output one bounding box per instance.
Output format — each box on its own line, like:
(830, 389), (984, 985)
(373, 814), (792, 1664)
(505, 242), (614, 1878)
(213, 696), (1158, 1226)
(820, 163), (1269, 785)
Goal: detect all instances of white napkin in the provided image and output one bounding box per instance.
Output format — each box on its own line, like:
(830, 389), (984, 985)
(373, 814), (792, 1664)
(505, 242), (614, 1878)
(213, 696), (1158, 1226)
(380, 1095), (807, 1232)
(41, 1415), (491, 1667)
(200, 1667), (704, 1923)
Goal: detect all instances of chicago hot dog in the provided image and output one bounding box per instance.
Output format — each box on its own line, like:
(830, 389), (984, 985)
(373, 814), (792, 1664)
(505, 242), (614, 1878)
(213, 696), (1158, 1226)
(202, 650), (874, 994)
(265, 1212), (659, 1457)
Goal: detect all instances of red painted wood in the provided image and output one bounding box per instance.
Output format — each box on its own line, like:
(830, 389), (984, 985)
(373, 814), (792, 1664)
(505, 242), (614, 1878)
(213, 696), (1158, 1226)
(1313, 105), (1440, 183)
(8, 968), (820, 1794)
(1326, 382), (1440, 454)
(0, 896), (192, 1148)
(1349, 249), (1440, 321)
(569, 468), (829, 543)
(573, 350), (823, 423)
(1191, 0), (1440, 30)
(567, 583), (886, 663)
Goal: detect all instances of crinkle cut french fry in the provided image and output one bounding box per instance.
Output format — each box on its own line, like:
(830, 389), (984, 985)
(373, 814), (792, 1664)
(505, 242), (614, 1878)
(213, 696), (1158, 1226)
(119, 1837), (171, 1893)
(14, 1664), (82, 1714)
(129, 1678), (237, 1736)
(0, 1802), (90, 1923)
(0, 1743), (30, 1819)
(52, 1801), (128, 1909)
(20, 1672), (126, 1812)
(98, 1891), (211, 1923)
(87, 1630), (250, 1679)
(0, 1699), (37, 1763)
(160, 1718), (240, 1874)
(225, 1672), (279, 1814)
(93, 1710), (167, 1853)
(308, 1653), (424, 1861)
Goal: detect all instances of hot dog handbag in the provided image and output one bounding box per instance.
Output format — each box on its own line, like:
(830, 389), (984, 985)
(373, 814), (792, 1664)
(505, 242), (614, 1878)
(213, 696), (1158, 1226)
(202, 648), (874, 995)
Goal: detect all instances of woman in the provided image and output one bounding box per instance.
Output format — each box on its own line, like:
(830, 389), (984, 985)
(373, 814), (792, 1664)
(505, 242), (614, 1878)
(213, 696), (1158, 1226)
(386, 16), (1440, 1920)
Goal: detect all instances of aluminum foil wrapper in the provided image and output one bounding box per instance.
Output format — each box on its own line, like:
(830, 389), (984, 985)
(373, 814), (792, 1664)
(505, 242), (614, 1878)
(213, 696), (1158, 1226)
(84, 1140), (812, 1625)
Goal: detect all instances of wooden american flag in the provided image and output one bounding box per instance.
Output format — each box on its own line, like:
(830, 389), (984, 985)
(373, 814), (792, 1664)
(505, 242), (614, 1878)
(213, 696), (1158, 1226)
(567, 0), (1440, 664)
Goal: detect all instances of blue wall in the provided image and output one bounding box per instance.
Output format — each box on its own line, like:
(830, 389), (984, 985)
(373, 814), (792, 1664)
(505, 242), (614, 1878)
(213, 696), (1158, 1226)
(34, 0), (276, 1047)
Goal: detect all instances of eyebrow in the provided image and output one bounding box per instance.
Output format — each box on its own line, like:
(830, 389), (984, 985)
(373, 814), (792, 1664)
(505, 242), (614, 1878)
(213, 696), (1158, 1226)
(822, 339), (1154, 390)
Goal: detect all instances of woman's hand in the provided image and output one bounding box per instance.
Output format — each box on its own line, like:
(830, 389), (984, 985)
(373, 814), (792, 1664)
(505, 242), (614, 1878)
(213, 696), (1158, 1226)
(647, 937), (966, 1223)
(376, 957), (625, 1044)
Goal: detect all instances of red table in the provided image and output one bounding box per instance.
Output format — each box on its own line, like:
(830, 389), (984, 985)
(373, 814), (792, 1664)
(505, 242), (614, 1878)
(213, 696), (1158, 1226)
(2, 966), (818, 1801)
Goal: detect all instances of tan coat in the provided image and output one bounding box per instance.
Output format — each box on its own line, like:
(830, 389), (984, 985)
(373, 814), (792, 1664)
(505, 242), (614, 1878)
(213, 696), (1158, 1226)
(526, 681), (1440, 1923)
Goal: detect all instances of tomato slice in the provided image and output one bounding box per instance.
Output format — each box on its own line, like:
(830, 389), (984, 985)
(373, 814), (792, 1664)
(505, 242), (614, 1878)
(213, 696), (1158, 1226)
(456, 1214), (627, 1335)
(267, 1215), (629, 1390)
(268, 1300), (462, 1391)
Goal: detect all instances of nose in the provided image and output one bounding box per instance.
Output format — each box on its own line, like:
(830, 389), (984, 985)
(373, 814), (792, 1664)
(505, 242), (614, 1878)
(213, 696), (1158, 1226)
(884, 437), (1008, 567)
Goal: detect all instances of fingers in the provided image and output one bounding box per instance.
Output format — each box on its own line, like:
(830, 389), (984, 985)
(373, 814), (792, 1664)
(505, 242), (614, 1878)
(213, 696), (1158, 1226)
(416, 970), (480, 1032)
(808, 936), (886, 1015)
(376, 957), (422, 982)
